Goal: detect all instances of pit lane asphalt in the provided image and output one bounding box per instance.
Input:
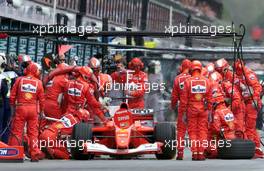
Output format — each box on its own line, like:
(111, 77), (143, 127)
(2, 131), (264, 171)
(1, 150), (264, 171)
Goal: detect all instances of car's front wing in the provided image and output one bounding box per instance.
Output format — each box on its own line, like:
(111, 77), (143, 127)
(83, 142), (163, 155)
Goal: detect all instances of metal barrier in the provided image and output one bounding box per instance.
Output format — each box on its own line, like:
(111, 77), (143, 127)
(0, 36), (102, 65)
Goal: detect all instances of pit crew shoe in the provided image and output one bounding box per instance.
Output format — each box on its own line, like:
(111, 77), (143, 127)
(30, 158), (39, 162)
(42, 148), (53, 159)
(37, 151), (46, 160)
(206, 150), (217, 159)
(254, 148), (264, 159)
(197, 152), (206, 161)
(30, 151), (46, 162)
(46, 148), (55, 159)
(176, 151), (184, 160)
(192, 152), (198, 160)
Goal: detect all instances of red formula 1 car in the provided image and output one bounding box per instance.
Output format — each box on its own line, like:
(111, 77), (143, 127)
(70, 103), (176, 160)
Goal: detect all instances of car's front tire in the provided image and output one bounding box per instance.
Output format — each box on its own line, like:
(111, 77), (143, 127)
(71, 123), (94, 160)
(154, 123), (176, 159)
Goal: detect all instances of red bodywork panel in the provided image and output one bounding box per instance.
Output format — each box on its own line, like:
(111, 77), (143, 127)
(0, 141), (24, 162)
(88, 122), (156, 155)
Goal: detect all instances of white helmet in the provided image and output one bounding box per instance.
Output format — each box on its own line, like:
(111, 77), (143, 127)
(89, 57), (101, 69)
(36, 63), (42, 71)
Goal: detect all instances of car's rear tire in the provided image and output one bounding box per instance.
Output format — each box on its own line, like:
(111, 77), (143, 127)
(154, 123), (176, 159)
(71, 122), (94, 160)
(217, 139), (255, 159)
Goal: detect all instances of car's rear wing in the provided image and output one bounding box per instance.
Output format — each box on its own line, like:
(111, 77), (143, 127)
(131, 109), (154, 121)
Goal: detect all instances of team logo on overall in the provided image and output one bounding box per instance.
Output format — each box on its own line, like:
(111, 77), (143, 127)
(68, 88), (82, 96)
(249, 74), (255, 80)
(191, 80), (206, 93)
(21, 79), (37, 93)
(25, 93), (33, 100)
(224, 113), (234, 122)
(195, 94), (202, 101)
(89, 88), (94, 95)
(61, 114), (77, 128)
(46, 80), (53, 87)
(56, 123), (64, 129)
(63, 114), (78, 128)
(68, 82), (83, 97)
(212, 88), (221, 98)
(178, 75), (190, 90)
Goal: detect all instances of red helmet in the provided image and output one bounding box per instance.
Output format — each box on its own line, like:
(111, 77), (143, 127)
(215, 58), (229, 73)
(206, 63), (215, 74)
(89, 57), (100, 69)
(99, 73), (112, 91)
(75, 109), (90, 122)
(201, 67), (209, 77)
(128, 58), (144, 70)
(190, 60), (202, 73)
(180, 59), (191, 72)
(24, 62), (40, 78)
(77, 66), (93, 81)
(209, 71), (223, 84)
(18, 54), (31, 64)
(234, 60), (244, 76)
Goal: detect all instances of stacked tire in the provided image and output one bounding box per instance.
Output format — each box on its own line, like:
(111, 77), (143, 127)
(217, 139), (255, 159)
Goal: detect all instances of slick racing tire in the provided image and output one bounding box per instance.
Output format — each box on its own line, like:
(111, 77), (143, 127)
(71, 123), (94, 160)
(154, 123), (176, 159)
(217, 139), (255, 159)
